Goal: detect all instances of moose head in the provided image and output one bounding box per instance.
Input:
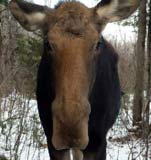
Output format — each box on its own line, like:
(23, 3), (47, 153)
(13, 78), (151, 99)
(9, 0), (140, 159)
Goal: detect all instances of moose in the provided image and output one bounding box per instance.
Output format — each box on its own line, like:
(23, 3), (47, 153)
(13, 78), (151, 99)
(9, 0), (140, 159)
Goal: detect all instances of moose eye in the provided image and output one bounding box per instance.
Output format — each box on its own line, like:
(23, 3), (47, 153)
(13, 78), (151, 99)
(96, 41), (101, 51)
(47, 42), (53, 52)
(91, 41), (101, 52)
(93, 41), (101, 59)
(44, 41), (53, 52)
(45, 41), (57, 54)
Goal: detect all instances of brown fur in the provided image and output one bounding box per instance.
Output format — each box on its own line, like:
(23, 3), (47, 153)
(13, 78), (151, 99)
(48, 3), (99, 149)
(45, 3), (100, 150)
(9, 0), (140, 155)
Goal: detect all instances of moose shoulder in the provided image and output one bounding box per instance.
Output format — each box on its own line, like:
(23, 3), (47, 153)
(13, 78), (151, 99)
(9, 0), (141, 160)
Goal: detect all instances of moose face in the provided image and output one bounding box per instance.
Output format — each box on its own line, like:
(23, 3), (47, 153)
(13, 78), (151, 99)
(9, 0), (140, 151)
(46, 3), (99, 150)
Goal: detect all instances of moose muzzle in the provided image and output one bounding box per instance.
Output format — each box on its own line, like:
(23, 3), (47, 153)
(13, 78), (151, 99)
(51, 99), (90, 150)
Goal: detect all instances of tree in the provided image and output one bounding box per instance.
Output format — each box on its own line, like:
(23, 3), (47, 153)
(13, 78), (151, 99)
(0, 0), (8, 7)
(146, 0), (151, 130)
(147, 0), (151, 95)
(0, 1), (18, 95)
(133, 0), (147, 127)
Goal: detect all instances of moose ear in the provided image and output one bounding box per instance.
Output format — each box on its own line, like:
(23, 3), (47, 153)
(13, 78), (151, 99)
(9, 0), (50, 31)
(94, 0), (141, 22)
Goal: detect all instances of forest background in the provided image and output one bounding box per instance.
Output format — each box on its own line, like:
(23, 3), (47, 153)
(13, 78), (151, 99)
(0, 0), (151, 159)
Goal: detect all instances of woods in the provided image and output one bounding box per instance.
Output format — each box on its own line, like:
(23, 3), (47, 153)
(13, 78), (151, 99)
(132, 0), (151, 139)
(133, 0), (147, 126)
(0, 0), (151, 160)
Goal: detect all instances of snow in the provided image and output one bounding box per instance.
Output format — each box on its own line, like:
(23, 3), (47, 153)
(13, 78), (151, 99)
(0, 94), (49, 160)
(0, 94), (150, 160)
(103, 23), (137, 42)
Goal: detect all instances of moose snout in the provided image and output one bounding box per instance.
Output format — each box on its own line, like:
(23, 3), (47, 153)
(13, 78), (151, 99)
(52, 117), (89, 150)
(51, 99), (90, 150)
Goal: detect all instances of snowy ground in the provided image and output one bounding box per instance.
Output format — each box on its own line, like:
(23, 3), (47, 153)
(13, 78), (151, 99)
(0, 95), (150, 160)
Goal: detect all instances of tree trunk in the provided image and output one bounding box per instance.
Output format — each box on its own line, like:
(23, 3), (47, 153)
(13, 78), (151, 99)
(147, 0), (151, 92)
(0, 6), (17, 96)
(133, 0), (147, 126)
(146, 0), (151, 135)
(143, 2), (151, 158)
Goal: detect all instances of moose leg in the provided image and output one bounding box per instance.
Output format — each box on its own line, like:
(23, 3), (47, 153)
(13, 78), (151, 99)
(83, 135), (107, 160)
(36, 100), (54, 159)
(96, 138), (107, 160)
(83, 141), (107, 160)
(83, 151), (96, 160)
